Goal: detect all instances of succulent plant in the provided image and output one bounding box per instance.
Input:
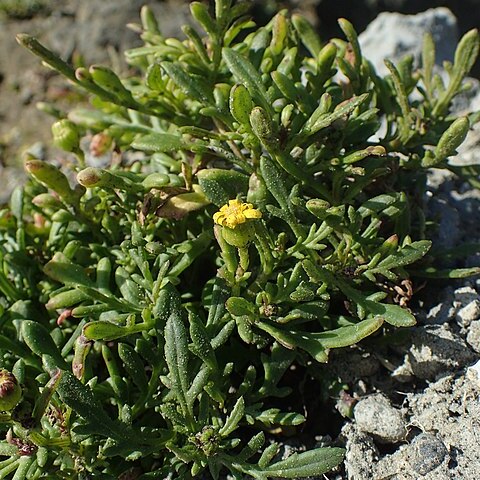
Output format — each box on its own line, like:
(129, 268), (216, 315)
(0, 0), (478, 477)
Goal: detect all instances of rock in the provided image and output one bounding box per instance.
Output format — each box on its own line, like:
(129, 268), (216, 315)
(466, 320), (480, 353)
(405, 326), (476, 380)
(344, 370), (480, 479)
(456, 299), (480, 327)
(466, 359), (480, 388)
(454, 285), (479, 304)
(353, 394), (406, 443)
(371, 435), (450, 480)
(453, 286), (480, 327)
(425, 286), (480, 328)
(408, 433), (449, 475)
(359, 8), (458, 76)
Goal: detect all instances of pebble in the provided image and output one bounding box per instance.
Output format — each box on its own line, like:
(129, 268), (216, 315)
(354, 394), (406, 444)
(466, 321), (480, 353)
(408, 433), (449, 475)
(466, 359), (480, 388)
(456, 297), (480, 327)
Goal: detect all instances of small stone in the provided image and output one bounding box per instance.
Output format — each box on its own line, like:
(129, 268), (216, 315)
(457, 299), (480, 327)
(466, 321), (480, 353)
(466, 359), (480, 388)
(453, 286), (478, 305)
(408, 433), (449, 475)
(354, 394), (406, 444)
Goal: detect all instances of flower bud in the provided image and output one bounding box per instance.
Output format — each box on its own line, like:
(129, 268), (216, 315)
(51, 119), (80, 153)
(0, 370), (22, 411)
(24, 159), (75, 201)
(306, 198), (331, 219)
(250, 107), (277, 148)
(77, 167), (139, 191)
(434, 116), (470, 163)
(32, 193), (62, 210)
(379, 234), (399, 256)
(77, 167), (108, 187)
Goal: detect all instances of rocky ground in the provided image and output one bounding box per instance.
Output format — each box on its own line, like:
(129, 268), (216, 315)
(1, 2), (479, 479)
(325, 9), (480, 479)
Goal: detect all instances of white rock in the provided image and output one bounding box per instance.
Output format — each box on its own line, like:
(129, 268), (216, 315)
(359, 8), (458, 76)
(466, 359), (480, 388)
(456, 299), (480, 326)
(466, 321), (480, 353)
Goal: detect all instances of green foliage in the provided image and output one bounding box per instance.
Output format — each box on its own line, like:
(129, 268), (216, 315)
(0, 0), (479, 477)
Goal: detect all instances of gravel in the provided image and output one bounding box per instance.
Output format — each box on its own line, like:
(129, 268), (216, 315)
(353, 394), (407, 444)
(408, 433), (450, 476)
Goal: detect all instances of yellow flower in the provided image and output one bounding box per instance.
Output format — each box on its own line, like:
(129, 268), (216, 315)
(213, 199), (262, 229)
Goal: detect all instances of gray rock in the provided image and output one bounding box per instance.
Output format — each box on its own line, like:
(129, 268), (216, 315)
(354, 394), (406, 443)
(405, 326), (476, 380)
(346, 372), (480, 479)
(409, 433), (449, 475)
(359, 8), (458, 76)
(447, 286), (480, 327)
(466, 320), (480, 353)
(456, 299), (480, 327)
(425, 286), (480, 327)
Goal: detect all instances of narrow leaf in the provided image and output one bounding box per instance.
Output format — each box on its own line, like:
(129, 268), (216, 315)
(223, 48), (271, 112)
(262, 447), (345, 477)
(132, 133), (185, 153)
(21, 320), (67, 369)
(219, 397), (245, 437)
(162, 62), (213, 104)
(44, 253), (93, 287)
(373, 240), (431, 271)
(164, 298), (191, 418)
(54, 369), (125, 439)
(291, 14), (322, 57)
(301, 93), (369, 136)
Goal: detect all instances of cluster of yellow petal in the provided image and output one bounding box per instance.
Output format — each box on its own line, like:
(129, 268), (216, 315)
(213, 199), (262, 229)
